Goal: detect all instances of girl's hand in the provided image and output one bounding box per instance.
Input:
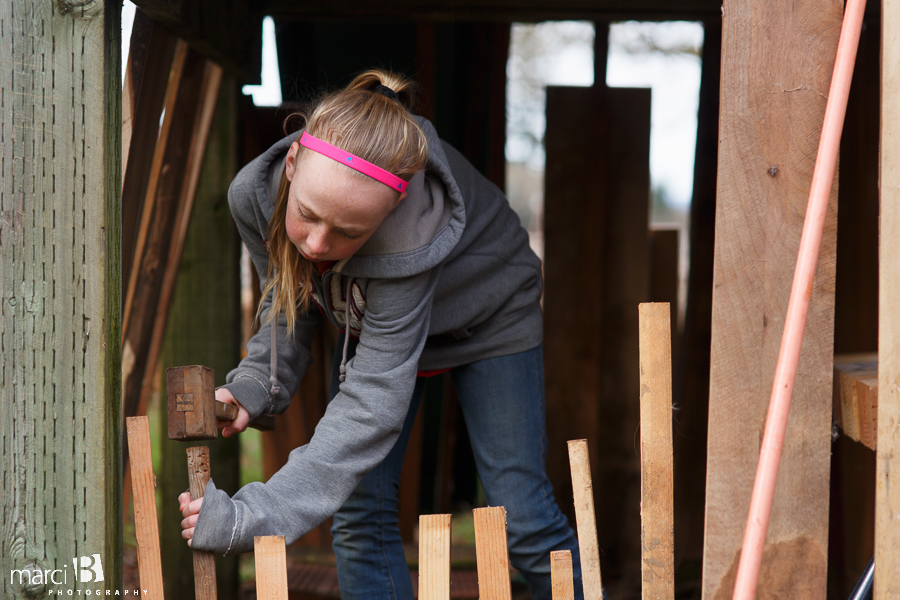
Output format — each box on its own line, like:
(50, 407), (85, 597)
(216, 388), (250, 438)
(178, 492), (204, 548)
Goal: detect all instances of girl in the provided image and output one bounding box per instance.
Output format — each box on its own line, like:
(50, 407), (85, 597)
(178, 69), (584, 600)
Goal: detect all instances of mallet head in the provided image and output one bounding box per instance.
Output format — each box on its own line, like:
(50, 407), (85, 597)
(166, 365), (217, 441)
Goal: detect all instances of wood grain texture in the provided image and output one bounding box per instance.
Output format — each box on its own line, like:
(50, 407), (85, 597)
(166, 365), (217, 440)
(418, 514), (451, 600)
(833, 353), (878, 441)
(702, 1), (842, 598)
(568, 440), (603, 600)
(855, 377), (878, 450)
(187, 446), (217, 600)
(126, 417), (164, 599)
(876, 0), (900, 595)
(473, 507), (512, 600)
(638, 303), (674, 600)
(254, 536), (288, 600)
(0, 0), (122, 595)
(551, 550), (575, 600)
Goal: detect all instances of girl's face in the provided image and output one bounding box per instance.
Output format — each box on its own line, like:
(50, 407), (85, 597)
(284, 142), (405, 262)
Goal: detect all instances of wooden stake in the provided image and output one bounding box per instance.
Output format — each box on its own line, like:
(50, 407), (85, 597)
(418, 514), (451, 600)
(551, 550), (575, 600)
(638, 303), (675, 600)
(473, 506), (512, 600)
(187, 446), (217, 600)
(126, 417), (164, 599)
(568, 440), (603, 600)
(876, 0), (900, 594)
(254, 536), (288, 600)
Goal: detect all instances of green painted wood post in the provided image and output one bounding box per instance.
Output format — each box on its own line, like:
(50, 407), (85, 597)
(0, 0), (122, 597)
(158, 78), (241, 600)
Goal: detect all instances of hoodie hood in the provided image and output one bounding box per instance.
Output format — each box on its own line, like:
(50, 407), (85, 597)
(253, 116), (466, 280)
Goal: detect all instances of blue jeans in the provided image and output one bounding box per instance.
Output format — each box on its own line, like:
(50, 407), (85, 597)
(329, 338), (584, 600)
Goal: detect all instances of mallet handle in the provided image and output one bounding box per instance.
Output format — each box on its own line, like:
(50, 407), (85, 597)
(215, 400), (275, 431)
(187, 446), (217, 600)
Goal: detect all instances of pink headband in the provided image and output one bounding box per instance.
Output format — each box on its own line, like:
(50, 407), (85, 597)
(298, 132), (409, 193)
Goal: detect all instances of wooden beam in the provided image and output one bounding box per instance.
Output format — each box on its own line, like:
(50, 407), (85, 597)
(130, 0), (261, 83)
(0, 0), (122, 594)
(551, 551), (575, 600)
(638, 303), (674, 600)
(126, 417), (165, 599)
(876, 0), (900, 593)
(702, 0), (842, 597)
(418, 514), (451, 600)
(264, 0), (722, 20)
(254, 536), (289, 600)
(473, 507), (512, 600)
(833, 353), (878, 442)
(856, 377), (878, 450)
(568, 440), (604, 600)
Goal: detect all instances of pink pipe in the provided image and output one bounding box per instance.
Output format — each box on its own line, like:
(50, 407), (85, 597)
(731, 0), (867, 598)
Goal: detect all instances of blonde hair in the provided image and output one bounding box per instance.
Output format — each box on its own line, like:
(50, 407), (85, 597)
(261, 69), (430, 334)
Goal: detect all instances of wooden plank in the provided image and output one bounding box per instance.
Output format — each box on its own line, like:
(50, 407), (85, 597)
(551, 550), (575, 600)
(473, 507), (512, 600)
(876, 0), (900, 593)
(638, 303), (674, 600)
(126, 417), (164, 599)
(568, 440), (604, 600)
(702, 0), (842, 597)
(0, 0), (122, 595)
(418, 514), (451, 600)
(187, 447), (217, 600)
(833, 353), (878, 441)
(254, 536), (289, 600)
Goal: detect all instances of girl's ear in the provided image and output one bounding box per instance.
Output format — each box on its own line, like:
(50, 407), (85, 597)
(397, 190), (408, 203)
(285, 142), (300, 182)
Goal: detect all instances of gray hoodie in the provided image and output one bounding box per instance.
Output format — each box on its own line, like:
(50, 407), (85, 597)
(191, 117), (543, 554)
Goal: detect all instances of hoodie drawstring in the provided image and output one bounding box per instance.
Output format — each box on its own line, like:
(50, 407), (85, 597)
(339, 277), (355, 382)
(269, 282), (281, 396)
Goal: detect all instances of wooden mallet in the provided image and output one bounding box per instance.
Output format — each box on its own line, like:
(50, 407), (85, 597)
(166, 365), (273, 600)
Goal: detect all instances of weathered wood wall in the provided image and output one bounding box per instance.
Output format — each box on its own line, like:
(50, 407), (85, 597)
(702, 1), (842, 598)
(0, 0), (121, 596)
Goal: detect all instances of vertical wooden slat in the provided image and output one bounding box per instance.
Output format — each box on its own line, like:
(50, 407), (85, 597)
(0, 0), (122, 595)
(473, 507), (512, 600)
(568, 440), (603, 600)
(126, 417), (164, 599)
(638, 303), (674, 600)
(856, 377), (878, 451)
(551, 550), (575, 600)
(702, 0), (842, 598)
(876, 0), (900, 595)
(418, 514), (451, 600)
(254, 536), (289, 600)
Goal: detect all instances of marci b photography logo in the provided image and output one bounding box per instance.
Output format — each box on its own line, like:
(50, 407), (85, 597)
(9, 554), (145, 596)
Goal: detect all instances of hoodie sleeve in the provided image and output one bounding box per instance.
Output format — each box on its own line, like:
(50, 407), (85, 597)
(219, 175), (321, 419)
(191, 266), (442, 555)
